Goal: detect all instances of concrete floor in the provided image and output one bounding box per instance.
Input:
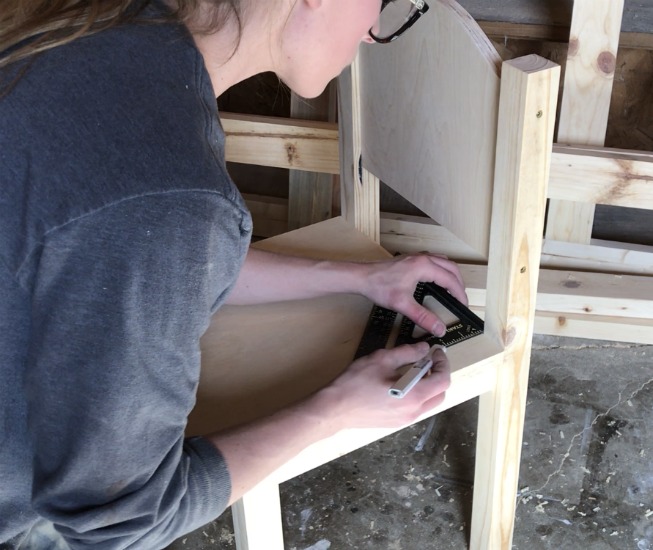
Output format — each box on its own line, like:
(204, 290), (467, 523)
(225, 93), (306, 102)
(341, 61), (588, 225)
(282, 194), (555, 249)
(168, 335), (653, 550)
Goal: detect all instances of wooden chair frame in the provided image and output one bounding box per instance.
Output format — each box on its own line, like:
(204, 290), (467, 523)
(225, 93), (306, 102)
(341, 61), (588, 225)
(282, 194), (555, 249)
(192, 1), (564, 546)
(194, 2), (653, 548)
(222, 0), (653, 347)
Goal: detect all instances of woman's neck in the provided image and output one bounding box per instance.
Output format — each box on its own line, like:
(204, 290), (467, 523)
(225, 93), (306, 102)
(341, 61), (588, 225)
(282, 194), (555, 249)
(188, 3), (279, 97)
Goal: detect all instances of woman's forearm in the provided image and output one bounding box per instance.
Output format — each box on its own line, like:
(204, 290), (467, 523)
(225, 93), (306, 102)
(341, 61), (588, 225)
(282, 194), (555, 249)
(226, 248), (370, 305)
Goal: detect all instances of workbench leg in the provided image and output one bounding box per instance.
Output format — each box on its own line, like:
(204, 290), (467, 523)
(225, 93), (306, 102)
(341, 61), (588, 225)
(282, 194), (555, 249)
(232, 482), (285, 550)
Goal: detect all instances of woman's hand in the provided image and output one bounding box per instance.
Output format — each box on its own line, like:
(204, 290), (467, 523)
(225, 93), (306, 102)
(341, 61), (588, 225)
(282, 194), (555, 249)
(318, 342), (452, 430)
(210, 343), (450, 505)
(362, 254), (468, 337)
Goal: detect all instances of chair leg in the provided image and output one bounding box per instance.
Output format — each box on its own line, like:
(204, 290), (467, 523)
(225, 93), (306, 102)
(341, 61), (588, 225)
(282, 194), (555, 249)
(232, 481), (285, 550)
(470, 350), (532, 549)
(469, 55), (561, 549)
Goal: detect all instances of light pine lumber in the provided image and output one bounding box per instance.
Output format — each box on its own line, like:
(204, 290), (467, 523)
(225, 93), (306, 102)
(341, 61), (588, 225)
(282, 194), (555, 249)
(227, 118), (653, 213)
(460, 264), (653, 345)
(541, 239), (653, 275)
(234, 198), (653, 326)
(232, 482), (284, 550)
(380, 210), (653, 273)
(549, 144), (653, 209)
(243, 193), (653, 272)
(534, 312), (653, 344)
(288, 84), (337, 230)
(478, 21), (653, 51)
(459, 264), (653, 322)
(359, 0), (501, 257)
(545, 0), (624, 244)
(221, 112), (339, 174)
(472, 55), (560, 549)
(380, 213), (487, 261)
(338, 56), (380, 242)
(453, 266), (653, 344)
(242, 193), (288, 238)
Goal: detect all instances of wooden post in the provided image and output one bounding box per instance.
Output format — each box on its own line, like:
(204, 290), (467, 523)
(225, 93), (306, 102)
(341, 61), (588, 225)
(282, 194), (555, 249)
(232, 481), (284, 550)
(471, 55), (560, 549)
(337, 55), (381, 243)
(288, 83), (337, 231)
(544, 0), (624, 244)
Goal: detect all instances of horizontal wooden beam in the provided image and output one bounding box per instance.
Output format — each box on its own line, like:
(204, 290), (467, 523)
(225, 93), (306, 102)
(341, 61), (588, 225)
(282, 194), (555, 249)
(227, 114), (653, 210)
(549, 144), (653, 209)
(243, 197), (652, 344)
(396, 218), (653, 276)
(534, 311), (653, 343)
(541, 238), (653, 275)
(244, 196), (653, 274)
(461, 265), (653, 345)
(459, 264), (653, 321)
(221, 113), (339, 174)
(383, 214), (653, 276)
(478, 20), (653, 50)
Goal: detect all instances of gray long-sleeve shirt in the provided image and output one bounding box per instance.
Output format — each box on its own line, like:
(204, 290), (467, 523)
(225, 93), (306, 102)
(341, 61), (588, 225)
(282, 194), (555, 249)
(0, 4), (252, 547)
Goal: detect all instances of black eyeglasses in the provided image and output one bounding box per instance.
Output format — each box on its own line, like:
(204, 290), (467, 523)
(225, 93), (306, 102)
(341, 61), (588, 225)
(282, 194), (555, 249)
(369, 0), (430, 44)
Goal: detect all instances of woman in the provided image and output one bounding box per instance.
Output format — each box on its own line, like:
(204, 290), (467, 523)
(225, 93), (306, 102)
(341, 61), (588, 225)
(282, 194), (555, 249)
(0, 0), (464, 548)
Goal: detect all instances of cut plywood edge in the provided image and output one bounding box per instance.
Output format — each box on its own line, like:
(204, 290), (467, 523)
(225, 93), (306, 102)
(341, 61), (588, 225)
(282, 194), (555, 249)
(380, 213), (487, 261)
(251, 215), (387, 261)
(360, 0), (502, 258)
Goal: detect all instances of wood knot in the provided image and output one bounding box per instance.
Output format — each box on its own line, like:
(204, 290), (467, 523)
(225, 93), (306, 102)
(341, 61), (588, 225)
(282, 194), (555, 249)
(597, 51), (616, 75)
(568, 38), (579, 57)
(285, 142), (298, 165)
(563, 280), (581, 289)
(558, 316), (567, 327)
(503, 326), (517, 347)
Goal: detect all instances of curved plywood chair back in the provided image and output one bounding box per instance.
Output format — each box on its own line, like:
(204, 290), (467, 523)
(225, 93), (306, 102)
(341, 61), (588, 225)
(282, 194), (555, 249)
(360, 0), (502, 257)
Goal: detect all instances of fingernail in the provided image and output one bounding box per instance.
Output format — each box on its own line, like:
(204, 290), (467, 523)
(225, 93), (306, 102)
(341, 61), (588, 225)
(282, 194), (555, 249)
(417, 341), (430, 353)
(433, 322), (446, 337)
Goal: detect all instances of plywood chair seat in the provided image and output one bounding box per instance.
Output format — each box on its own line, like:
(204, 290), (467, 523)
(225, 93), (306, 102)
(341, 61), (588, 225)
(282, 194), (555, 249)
(188, 216), (502, 484)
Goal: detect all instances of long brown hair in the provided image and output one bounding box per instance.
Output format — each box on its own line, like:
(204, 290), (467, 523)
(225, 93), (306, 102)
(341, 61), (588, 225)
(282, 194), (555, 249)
(0, 0), (241, 70)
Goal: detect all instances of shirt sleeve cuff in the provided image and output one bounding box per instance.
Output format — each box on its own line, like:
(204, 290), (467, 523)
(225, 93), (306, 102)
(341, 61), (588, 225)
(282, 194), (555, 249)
(183, 436), (232, 526)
